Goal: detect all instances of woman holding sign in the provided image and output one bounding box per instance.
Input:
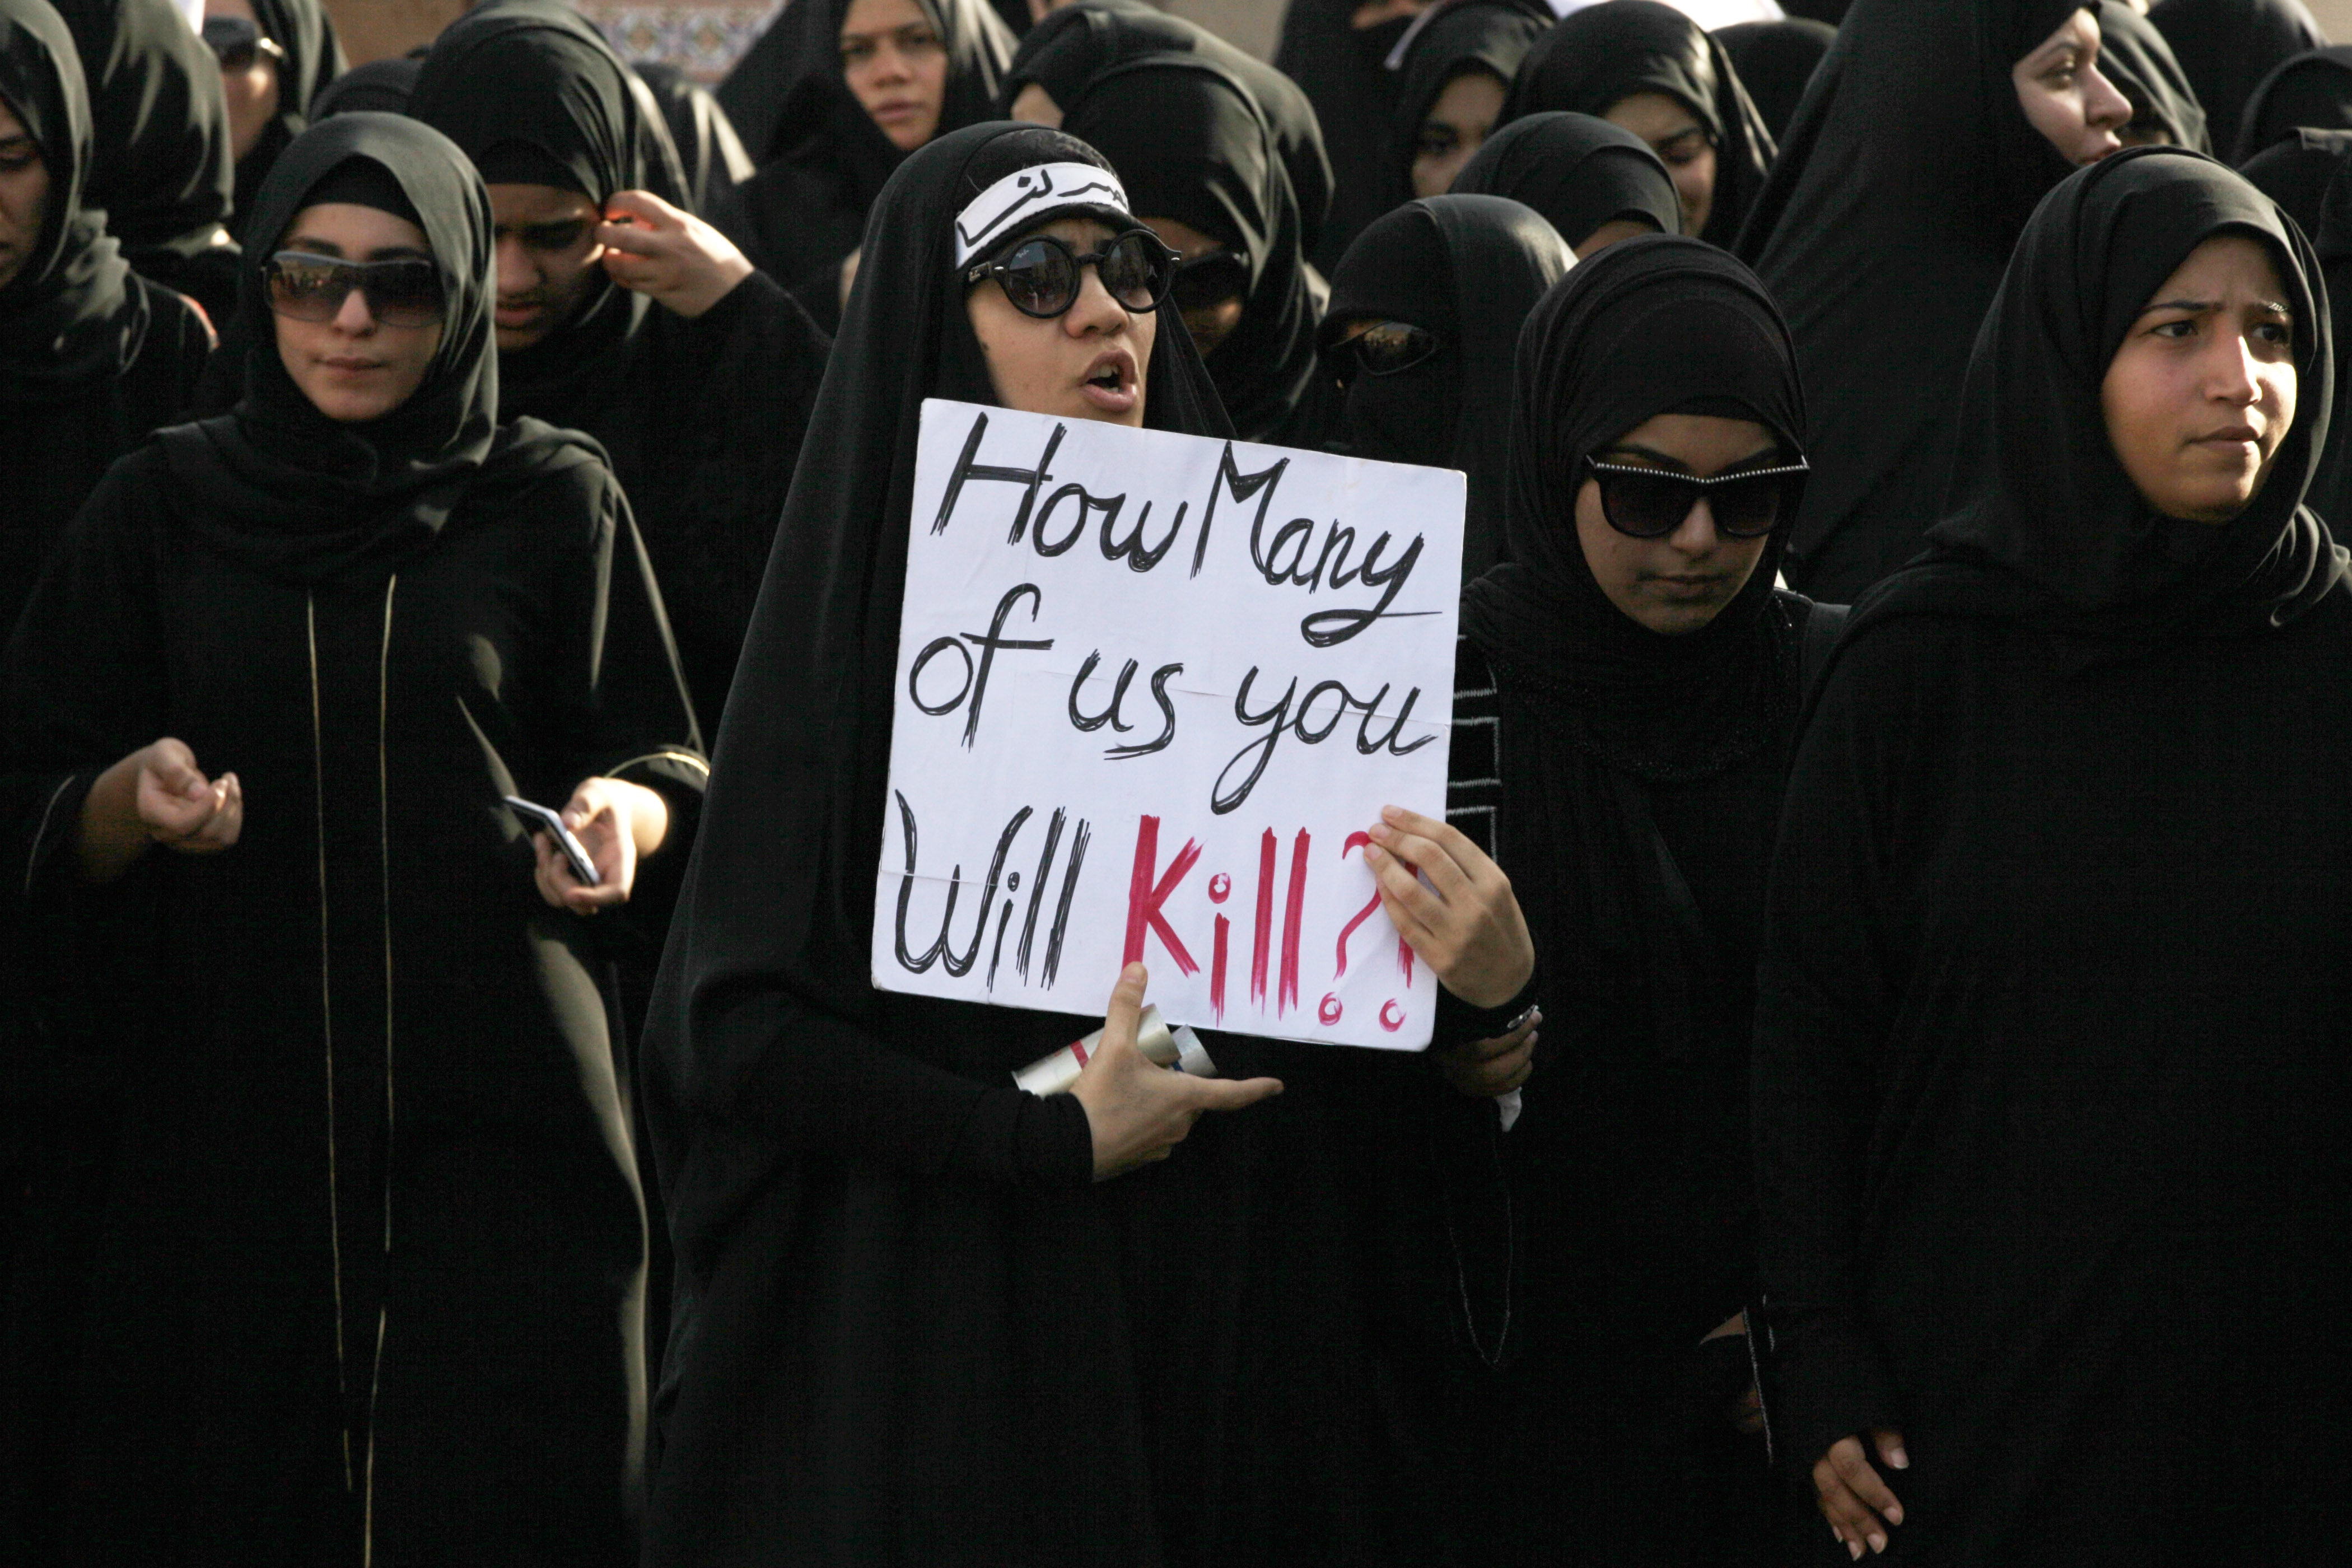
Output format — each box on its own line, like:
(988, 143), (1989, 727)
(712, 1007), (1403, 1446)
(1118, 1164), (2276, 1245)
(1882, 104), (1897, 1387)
(1432, 234), (1827, 1565)
(642, 122), (1539, 1566)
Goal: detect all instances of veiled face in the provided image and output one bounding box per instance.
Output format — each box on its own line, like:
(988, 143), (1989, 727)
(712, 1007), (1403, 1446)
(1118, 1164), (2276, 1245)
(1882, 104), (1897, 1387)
(1574, 412), (1777, 636)
(2012, 10), (2130, 168)
(272, 202), (445, 423)
(967, 214), (1159, 428)
(1412, 68), (1506, 199)
(0, 97), (47, 294)
(2102, 235), (2298, 525)
(486, 182), (604, 352)
(1142, 213), (1243, 359)
(841, 0), (948, 153)
(1604, 91), (1715, 239)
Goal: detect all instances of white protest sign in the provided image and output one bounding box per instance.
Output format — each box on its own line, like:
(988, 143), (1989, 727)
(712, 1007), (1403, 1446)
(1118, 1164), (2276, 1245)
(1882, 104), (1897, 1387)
(870, 398), (1464, 1051)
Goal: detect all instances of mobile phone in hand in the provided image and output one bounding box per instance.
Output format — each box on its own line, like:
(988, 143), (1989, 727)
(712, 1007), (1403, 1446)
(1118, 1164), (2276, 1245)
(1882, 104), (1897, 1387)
(503, 795), (601, 887)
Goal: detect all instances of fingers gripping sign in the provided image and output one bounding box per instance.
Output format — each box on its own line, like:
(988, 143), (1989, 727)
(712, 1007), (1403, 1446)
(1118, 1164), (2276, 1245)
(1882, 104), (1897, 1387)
(1068, 963), (1284, 1180)
(597, 188), (754, 319)
(1363, 805), (1534, 1010)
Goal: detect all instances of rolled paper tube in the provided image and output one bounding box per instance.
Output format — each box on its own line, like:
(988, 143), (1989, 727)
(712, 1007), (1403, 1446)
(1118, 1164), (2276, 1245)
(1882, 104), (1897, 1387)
(1012, 1005), (1222, 1095)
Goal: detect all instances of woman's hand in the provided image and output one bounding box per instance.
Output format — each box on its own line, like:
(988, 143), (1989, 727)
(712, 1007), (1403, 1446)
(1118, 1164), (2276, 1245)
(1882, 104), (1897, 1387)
(533, 776), (670, 914)
(1435, 1007), (1539, 1099)
(1365, 805), (1534, 1009)
(76, 738), (242, 884)
(1070, 963), (1284, 1180)
(1814, 1428), (1908, 1559)
(597, 189), (754, 319)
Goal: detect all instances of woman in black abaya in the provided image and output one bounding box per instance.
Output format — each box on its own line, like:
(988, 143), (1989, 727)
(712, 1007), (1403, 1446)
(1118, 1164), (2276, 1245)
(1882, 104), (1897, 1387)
(1441, 234), (1823, 1568)
(1501, 0), (1774, 248)
(2148, 0), (2325, 160)
(1739, 0), (2132, 602)
(2092, 0), (2207, 151)
(1754, 145), (2352, 1565)
(1716, 17), (1836, 142)
(2234, 45), (2352, 162)
(641, 120), (1536, 1567)
(1452, 111), (1683, 255)
(711, 0), (1011, 329)
(1062, 57), (1333, 446)
(1384, 0), (1552, 204)
(213, 0), (345, 246)
(1276, 0), (1418, 273)
(1318, 193), (1570, 579)
(8, 112), (703, 1564)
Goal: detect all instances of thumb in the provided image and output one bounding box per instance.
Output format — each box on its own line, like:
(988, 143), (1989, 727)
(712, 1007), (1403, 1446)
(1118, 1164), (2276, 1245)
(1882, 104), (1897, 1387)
(1873, 1429), (1910, 1471)
(603, 188), (679, 230)
(1189, 1074), (1284, 1113)
(1103, 962), (1147, 1046)
(147, 739), (207, 797)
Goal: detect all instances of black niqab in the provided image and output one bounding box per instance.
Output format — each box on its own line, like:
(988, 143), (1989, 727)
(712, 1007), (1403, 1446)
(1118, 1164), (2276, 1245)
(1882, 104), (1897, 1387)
(1383, 0), (1553, 207)
(1064, 55), (1328, 445)
(1451, 110), (1683, 250)
(1500, 0), (1775, 248)
(998, 0), (1334, 259)
(1715, 16), (1836, 142)
(2234, 45), (2352, 162)
(2149, 0), (2327, 162)
(1320, 193), (1572, 578)
(230, 0), (346, 244)
(2097, 0), (2210, 153)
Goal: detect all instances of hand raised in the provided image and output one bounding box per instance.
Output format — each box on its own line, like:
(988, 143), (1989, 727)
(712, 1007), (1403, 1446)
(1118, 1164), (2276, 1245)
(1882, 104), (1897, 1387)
(1365, 805), (1535, 1009)
(1069, 963), (1283, 1180)
(598, 189), (754, 319)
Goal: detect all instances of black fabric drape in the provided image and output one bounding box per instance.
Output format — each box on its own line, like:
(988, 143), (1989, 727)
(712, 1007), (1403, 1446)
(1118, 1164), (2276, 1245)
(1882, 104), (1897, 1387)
(1447, 234), (1810, 1566)
(1063, 55), (1331, 446)
(2290, 129), (2352, 531)
(1277, 0), (1415, 273)
(711, 0), (1012, 330)
(47, 0), (236, 321)
(1320, 193), (1571, 580)
(1735, 0), (2085, 602)
(2096, 0), (2208, 152)
(8, 110), (703, 1565)
(1754, 146), (2352, 1565)
(1382, 0), (1553, 208)
(1715, 17), (1835, 142)
(1451, 110), (1682, 249)
(2149, 0), (2326, 162)
(998, 0), (1333, 262)
(2234, 45), (2352, 162)
(2243, 123), (2348, 237)
(1500, 0), (1775, 249)
(635, 59), (755, 216)
(230, 0), (347, 246)
(312, 55), (419, 118)
(410, 1), (827, 733)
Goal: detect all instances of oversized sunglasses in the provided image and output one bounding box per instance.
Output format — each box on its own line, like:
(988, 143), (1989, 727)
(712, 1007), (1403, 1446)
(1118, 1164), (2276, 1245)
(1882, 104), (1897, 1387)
(1584, 454), (1809, 540)
(962, 229), (1179, 319)
(201, 15), (284, 71)
(1170, 248), (1249, 312)
(1329, 320), (1443, 384)
(264, 251), (445, 329)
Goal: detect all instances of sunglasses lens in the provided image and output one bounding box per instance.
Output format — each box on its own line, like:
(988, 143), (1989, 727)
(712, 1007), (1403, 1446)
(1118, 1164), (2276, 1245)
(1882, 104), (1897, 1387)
(998, 239), (1078, 317)
(1099, 232), (1165, 310)
(1353, 321), (1439, 377)
(367, 261), (444, 328)
(1709, 473), (1789, 538)
(266, 255), (344, 321)
(1597, 469), (1694, 539)
(1171, 251), (1245, 312)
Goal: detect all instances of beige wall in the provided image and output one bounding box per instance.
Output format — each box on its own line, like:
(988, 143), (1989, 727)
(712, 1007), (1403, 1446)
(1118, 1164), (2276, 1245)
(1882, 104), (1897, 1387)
(2308, 0), (2352, 42)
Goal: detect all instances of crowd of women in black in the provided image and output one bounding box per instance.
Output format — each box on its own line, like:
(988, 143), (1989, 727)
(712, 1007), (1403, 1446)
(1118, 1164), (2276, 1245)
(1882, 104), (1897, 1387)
(0, 0), (2346, 1561)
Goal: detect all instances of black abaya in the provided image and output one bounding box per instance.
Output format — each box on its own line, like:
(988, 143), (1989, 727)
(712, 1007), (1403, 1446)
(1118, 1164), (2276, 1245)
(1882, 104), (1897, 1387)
(1382, 0), (1553, 208)
(8, 113), (704, 1565)
(1319, 193), (1571, 579)
(1451, 110), (1683, 251)
(2149, 0), (2326, 161)
(1501, 0), (1775, 249)
(229, 0), (346, 245)
(1754, 146), (2352, 1565)
(1715, 17), (1836, 142)
(2234, 45), (2352, 162)
(409, 0), (830, 735)
(1737, 0), (2085, 601)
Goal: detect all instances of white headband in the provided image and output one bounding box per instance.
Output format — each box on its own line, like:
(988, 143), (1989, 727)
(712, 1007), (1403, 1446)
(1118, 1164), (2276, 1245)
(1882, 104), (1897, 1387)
(953, 162), (1132, 268)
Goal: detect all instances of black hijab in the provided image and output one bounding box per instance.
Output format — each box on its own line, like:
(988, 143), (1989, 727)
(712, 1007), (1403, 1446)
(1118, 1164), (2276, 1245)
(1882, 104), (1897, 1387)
(645, 121), (1226, 1257)
(1459, 234), (1805, 1061)
(156, 113), (594, 586)
(1064, 55), (1326, 446)
(998, 0), (1334, 258)
(1847, 146), (2341, 661)
(48, 0), (234, 296)
(408, 0), (689, 426)
(1715, 17), (1836, 142)
(312, 55), (420, 119)
(2235, 46), (2352, 164)
(2149, 0), (2326, 163)
(1277, 0), (1416, 273)
(230, 0), (346, 243)
(1500, 0), (1775, 248)
(2243, 124), (2348, 236)
(635, 59), (754, 215)
(1736, 0), (2089, 600)
(1452, 110), (1682, 250)
(2097, 0), (2209, 153)
(1321, 193), (1571, 580)
(1382, 0), (1553, 206)
(0, 0), (143, 401)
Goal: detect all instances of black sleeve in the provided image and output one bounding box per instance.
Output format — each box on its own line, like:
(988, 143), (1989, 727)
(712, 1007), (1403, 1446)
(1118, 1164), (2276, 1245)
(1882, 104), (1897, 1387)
(1751, 625), (1911, 1470)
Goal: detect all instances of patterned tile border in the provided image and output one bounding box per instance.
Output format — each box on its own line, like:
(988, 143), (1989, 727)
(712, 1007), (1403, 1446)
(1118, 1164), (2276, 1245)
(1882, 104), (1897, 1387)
(578, 0), (783, 82)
